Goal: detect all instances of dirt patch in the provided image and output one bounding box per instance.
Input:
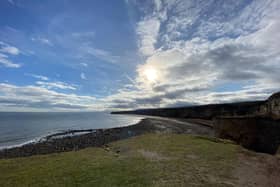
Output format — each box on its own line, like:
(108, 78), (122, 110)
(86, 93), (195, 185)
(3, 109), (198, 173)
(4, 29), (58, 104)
(235, 150), (280, 187)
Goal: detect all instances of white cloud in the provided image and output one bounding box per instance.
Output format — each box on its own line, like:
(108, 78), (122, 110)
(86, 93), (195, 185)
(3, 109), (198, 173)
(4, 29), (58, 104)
(0, 53), (21, 68)
(25, 73), (49, 81)
(36, 81), (76, 90)
(0, 42), (21, 68)
(136, 17), (161, 56)
(80, 63), (88, 67)
(0, 83), (99, 111)
(0, 41), (20, 55)
(1, 0), (279, 111)
(80, 46), (120, 63)
(80, 73), (87, 80)
(103, 0), (280, 110)
(0, 46), (20, 55)
(31, 37), (53, 46)
(154, 0), (162, 11)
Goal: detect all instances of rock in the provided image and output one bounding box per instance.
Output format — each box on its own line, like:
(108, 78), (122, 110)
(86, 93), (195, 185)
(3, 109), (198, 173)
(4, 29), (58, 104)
(267, 92), (280, 119)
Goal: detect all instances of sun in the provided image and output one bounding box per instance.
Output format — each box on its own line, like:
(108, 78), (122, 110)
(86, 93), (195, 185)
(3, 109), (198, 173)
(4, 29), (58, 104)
(143, 68), (158, 83)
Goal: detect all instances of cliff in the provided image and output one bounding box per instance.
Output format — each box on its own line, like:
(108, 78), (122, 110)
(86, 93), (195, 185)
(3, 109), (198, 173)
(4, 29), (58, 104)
(214, 117), (280, 154)
(112, 92), (280, 154)
(112, 92), (280, 120)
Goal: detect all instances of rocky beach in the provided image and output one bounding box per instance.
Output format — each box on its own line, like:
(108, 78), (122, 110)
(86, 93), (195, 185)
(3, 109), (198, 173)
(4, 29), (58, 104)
(0, 117), (213, 159)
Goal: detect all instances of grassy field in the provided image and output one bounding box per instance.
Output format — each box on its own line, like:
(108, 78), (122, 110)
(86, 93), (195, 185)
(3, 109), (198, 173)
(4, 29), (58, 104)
(0, 134), (239, 187)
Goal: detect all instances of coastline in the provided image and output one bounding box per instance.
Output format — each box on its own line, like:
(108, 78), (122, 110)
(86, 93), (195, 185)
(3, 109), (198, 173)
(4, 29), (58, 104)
(0, 117), (213, 159)
(0, 129), (98, 151)
(0, 112), (145, 150)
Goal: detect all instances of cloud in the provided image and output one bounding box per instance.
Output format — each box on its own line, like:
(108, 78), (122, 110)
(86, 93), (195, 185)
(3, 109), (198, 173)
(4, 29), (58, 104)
(0, 41), (21, 68)
(159, 0), (275, 42)
(0, 41), (20, 55)
(80, 63), (88, 67)
(31, 37), (53, 46)
(0, 43), (19, 55)
(80, 45), (120, 63)
(80, 73), (87, 80)
(71, 31), (95, 39)
(0, 83), (98, 111)
(34, 16), (120, 65)
(1, 0), (279, 111)
(136, 17), (161, 56)
(26, 74), (78, 91)
(36, 81), (76, 90)
(0, 53), (21, 68)
(154, 0), (162, 11)
(25, 73), (49, 81)
(7, 0), (14, 5)
(103, 0), (280, 110)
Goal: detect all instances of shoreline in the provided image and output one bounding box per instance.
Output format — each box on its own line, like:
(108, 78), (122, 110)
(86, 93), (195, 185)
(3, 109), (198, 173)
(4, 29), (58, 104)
(0, 129), (98, 151)
(0, 113), (145, 151)
(0, 117), (213, 159)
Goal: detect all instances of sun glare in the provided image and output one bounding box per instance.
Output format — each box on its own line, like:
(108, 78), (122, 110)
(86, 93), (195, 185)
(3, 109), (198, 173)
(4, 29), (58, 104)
(143, 68), (158, 83)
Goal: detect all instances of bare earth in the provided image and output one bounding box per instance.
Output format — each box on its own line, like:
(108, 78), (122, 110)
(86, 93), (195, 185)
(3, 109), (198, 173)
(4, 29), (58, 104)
(235, 149), (280, 187)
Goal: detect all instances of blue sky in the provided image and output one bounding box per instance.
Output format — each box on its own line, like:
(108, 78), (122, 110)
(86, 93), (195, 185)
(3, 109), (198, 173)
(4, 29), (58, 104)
(0, 0), (139, 96)
(0, 0), (279, 111)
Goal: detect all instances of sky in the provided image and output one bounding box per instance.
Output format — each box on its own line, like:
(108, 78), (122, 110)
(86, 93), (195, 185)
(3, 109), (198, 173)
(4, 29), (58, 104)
(0, 0), (279, 112)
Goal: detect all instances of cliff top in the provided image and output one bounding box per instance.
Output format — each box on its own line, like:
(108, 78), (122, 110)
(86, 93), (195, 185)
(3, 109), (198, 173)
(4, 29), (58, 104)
(268, 92), (280, 100)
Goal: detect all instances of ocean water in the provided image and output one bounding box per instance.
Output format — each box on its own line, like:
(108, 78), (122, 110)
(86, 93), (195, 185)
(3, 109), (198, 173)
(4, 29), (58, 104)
(0, 112), (144, 149)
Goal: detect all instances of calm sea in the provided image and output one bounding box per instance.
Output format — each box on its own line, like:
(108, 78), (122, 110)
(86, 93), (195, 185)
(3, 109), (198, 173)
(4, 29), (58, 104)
(0, 112), (143, 149)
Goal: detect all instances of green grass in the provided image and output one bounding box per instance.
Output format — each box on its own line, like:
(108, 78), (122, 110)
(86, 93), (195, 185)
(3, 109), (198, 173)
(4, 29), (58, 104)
(0, 134), (239, 187)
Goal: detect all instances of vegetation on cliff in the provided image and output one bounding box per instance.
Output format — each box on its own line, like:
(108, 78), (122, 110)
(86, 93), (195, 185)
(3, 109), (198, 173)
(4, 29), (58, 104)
(0, 134), (238, 186)
(1, 134), (279, 187)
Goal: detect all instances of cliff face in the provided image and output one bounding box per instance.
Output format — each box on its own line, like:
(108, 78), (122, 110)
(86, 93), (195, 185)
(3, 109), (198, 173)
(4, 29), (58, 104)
(112, 92), (280, 154)
(214, 117), (280, 154)
(212, 92), (280, 154)
(112, 92), (280, 120)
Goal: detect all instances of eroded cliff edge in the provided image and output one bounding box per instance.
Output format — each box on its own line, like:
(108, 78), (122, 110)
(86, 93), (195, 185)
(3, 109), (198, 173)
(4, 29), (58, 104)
(112, 92), (280, 120)
(112, 92), (280, 154)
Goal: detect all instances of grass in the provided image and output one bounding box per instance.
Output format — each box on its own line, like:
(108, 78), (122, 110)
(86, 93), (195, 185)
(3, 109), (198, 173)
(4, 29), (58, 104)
(0, 134), (239, 187)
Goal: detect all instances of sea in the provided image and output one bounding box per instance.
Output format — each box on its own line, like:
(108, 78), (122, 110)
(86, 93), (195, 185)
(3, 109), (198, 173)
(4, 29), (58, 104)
(0, 112), (144, 149)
